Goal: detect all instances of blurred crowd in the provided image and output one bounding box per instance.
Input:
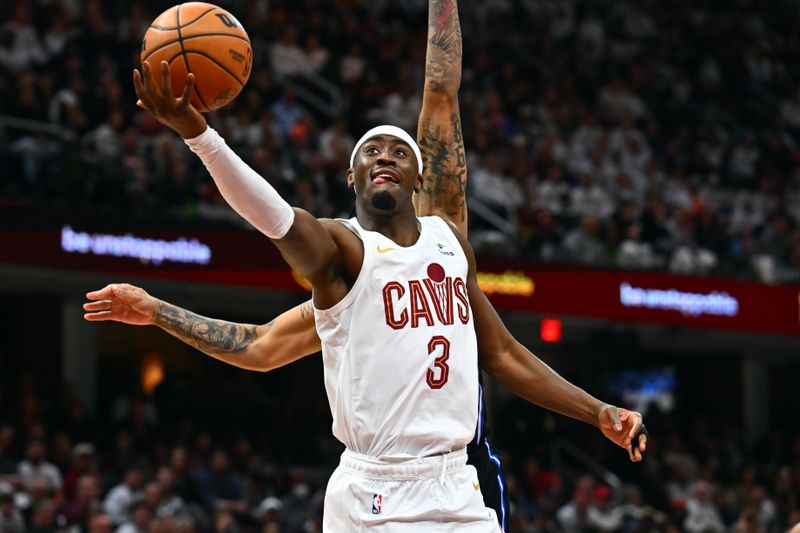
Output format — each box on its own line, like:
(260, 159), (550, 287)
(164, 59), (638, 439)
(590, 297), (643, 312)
(1, 0), (800, 282)
(1, 374), (799, 533)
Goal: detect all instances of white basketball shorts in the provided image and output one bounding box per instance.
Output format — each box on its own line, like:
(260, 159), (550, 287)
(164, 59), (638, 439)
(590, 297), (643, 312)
(323, 447), (502, 532)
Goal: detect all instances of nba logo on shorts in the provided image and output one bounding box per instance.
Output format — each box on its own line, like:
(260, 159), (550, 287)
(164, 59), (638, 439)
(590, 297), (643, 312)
(372, 493), (383, 514)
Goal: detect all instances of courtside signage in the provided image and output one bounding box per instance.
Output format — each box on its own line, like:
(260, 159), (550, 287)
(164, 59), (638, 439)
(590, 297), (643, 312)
(477, 271), (535, 297)
(0, 226), (797, 335)
(619, 282), (739, 317)
(60, 226), (211, 266)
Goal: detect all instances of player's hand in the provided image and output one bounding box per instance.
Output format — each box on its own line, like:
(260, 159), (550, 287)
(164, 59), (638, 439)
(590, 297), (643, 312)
(597, 405), (647, 462)
(83, 283), (158, 326)
(133, 60), (207, 139)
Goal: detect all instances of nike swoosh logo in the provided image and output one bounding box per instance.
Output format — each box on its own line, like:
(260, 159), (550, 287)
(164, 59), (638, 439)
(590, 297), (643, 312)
(376, 245), (398, 254)
(472, 481), (480, 491)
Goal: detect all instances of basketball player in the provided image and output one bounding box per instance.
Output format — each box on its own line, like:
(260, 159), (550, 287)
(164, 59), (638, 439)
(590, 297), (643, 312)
(119, 5), (644, 531)
(90, 6), (519, 528)
(89, 1), (518, 529)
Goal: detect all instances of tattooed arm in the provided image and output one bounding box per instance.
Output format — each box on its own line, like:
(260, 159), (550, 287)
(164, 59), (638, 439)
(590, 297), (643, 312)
(415, 0), (468, 234)
(84, 283), (321, 372)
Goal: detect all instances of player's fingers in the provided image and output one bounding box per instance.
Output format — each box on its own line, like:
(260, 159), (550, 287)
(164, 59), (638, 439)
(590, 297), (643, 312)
(628, 421), (641, 442)
(179, 73), (195, 107)
(141, 61), (152, 93)
(86, 286), (114, 300)
(627, 443), (636, 462)
(633, 446), (643, 462)
(133, 69), (144, 96)
(133, 69), (156, 111)
(638, 432), (648, 453)
(83, 300), (112, 311)
(160, 61), (172, 99)
(133, 70), (148, 103)
(142, 61), (160, 100)
(84, 311), (113, 321)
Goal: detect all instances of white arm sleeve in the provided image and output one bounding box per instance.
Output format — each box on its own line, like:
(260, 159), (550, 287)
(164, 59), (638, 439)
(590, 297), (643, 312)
(184, 126), (295, 239)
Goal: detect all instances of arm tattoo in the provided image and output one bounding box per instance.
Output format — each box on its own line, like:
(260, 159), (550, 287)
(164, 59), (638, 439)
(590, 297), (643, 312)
(155, 301), (258, 355)
(418, 114), (468, 223)
(298, 301), (314, 320)
(426, 0), (462, 93)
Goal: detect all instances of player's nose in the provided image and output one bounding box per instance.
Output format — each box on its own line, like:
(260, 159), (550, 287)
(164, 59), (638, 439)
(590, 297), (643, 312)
(376, 150), (397, 166)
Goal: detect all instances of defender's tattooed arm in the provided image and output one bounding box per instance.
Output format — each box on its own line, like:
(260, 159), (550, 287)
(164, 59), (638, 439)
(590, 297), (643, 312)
(415, 0), (468, 234)
(84, 283), (318, 372)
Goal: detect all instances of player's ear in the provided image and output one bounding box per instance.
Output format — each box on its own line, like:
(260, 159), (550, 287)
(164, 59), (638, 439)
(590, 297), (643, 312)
(346, 168), (355, 191)
(413, 171), (423, 194)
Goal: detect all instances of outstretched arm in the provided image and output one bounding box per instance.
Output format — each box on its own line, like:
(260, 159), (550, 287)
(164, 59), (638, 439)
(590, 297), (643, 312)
(446, 223), (648, 462)
(415, 0), (468, 233)
(84, 284), (321, 372)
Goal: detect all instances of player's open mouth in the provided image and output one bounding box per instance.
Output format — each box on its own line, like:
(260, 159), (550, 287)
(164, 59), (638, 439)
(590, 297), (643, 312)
(371, 169), (400, 185)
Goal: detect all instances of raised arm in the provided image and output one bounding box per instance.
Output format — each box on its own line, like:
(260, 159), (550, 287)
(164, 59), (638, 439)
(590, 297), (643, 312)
(132, 62), (350, 302)
(416, 0), (468, 233)
(84, 284), (321, 372)
(445, 223), (648, 462)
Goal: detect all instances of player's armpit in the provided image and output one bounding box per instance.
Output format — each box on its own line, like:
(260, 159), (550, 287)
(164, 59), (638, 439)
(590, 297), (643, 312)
(272, 213), (363, 310)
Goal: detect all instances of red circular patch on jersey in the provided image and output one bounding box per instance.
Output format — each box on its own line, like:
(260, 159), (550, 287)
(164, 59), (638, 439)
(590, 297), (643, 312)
(427, 263), (445, 283)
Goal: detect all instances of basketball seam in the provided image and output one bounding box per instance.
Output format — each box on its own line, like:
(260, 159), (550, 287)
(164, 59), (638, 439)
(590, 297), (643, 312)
(147, 6), (218, 31)
(184, 50), (246, 87)
(142, 33), (250, 63)
(176, 4), (210, 112)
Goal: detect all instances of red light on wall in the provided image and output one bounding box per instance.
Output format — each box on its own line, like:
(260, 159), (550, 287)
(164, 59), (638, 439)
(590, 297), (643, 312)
(541, 318), (562, 343)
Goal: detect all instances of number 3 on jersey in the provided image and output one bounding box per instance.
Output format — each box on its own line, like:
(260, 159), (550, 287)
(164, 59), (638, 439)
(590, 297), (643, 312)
(426, 336), (450, 389)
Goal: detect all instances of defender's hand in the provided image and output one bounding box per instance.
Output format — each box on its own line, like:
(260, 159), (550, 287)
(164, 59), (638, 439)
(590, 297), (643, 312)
(83, 283), (158, 326)
(598, 405), (647, 462)
(133, 60), (207, 139)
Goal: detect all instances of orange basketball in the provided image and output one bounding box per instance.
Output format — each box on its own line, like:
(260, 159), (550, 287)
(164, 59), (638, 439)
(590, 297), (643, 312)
(141, 2), (252, 112)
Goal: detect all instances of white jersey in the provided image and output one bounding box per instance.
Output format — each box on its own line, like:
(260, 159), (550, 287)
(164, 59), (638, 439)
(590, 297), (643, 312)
(314, 216), (479, 459)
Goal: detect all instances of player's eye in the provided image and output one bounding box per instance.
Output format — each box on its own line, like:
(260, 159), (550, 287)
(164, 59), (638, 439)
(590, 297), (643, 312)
(394, 149), (407, 157)
(365, 146), (379, 154)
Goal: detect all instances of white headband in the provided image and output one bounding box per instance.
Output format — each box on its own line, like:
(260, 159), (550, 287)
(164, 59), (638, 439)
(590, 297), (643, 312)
(349, 125), (423, 174)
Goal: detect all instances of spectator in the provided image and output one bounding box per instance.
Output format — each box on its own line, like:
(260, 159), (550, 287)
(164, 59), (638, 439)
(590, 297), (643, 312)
(116, 500), (152, 533)
(0, 5), (46, 73)
(63, 442), (96, 501)
(570, 174), (614, 220)
(270, 87), (304, 136)
(196, 451), (246, 515)
(588, 484), (623, 531)
(561, 216), (608, 265)
(103, 467), (143, 525)
(728, 136), (761, 185)
(88, 512), (113, 533)
(28, 501), (57, 533)
(270, 28), (307, 78)
(17, 439), (62, 494)
(557, 476), (595, 533)
(618, 224), (658, 269)
(58, 474), (102, 529)
(684, 480), (726, 533)
(0, 483), (23, 533)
